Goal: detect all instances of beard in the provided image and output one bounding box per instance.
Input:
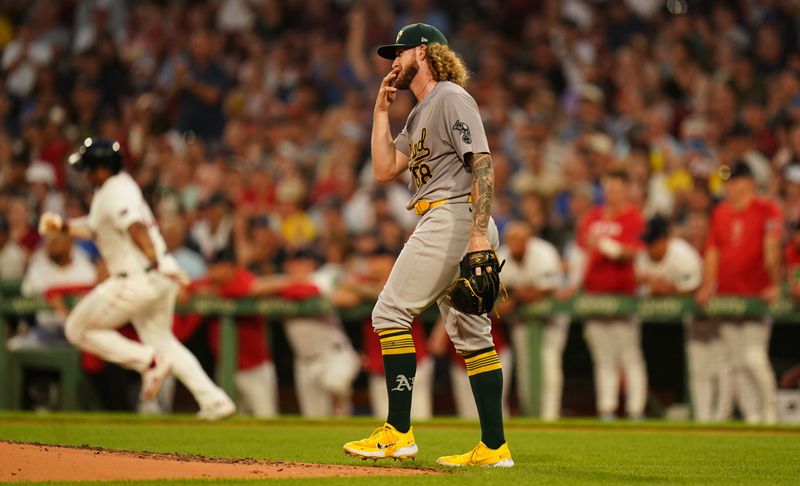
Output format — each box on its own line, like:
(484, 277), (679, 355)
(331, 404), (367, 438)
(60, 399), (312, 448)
(394, 58), (419, 89)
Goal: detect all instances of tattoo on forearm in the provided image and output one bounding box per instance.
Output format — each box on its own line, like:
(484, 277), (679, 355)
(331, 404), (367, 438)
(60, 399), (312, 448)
(470, 153), (494, 236)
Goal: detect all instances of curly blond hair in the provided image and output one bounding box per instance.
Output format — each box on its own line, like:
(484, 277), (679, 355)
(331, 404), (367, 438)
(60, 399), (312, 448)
(426, 44), (470, 88)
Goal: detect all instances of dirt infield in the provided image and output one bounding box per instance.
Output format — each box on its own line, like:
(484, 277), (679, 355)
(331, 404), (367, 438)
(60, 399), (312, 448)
(0, 441), (434, 482)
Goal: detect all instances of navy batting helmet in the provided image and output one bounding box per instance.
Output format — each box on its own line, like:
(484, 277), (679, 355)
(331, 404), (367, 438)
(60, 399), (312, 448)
(69, 137), (123, 173)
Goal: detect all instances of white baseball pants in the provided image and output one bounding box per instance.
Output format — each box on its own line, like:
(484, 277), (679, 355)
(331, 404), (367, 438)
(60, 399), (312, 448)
(65, 272), (230, 409)
(294, 355), (359, 417)
(718, 319), (777, 424)
(511, 314), (570, 420)
(584, 317), (648, 416)
(235, 361), (278, 418)
(684, 319), (733, 422)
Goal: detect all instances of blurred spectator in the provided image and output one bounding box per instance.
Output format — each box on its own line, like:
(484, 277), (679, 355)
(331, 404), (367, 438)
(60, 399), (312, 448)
(162, 215), (206, 280)
(2, 23), (53, 98)
(10, 232), (96, 350)
(496, 221), (566, 420)
(189, 192), (234, 260)
(696, 160), (782, 424)
(216, 0), (255, 33)
(25, 159), (64, 215)
(274, 177), (316, 247)
(31, 0), (70, 56)
(0, 214), (24, 280)
(168, 30), (230, 143)
(235, 214), (283, 276)
(6, 194), (39, 258)
(394, 0), (450, 36)
(721, 124), (771, 192)
(780, 163), (800, 225)
(72, 0), (128, 54)
(69, 76), (102, 141)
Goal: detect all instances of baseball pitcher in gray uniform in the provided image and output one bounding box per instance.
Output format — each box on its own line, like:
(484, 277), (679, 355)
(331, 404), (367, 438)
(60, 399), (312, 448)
(342, 23), (512, 467)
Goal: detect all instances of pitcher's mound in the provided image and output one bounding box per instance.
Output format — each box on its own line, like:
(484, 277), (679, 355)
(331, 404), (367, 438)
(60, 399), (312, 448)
(1, 440), (434, 482)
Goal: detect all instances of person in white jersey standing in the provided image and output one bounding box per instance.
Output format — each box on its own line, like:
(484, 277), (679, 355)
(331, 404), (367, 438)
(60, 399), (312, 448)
(38, 138), (235, 420)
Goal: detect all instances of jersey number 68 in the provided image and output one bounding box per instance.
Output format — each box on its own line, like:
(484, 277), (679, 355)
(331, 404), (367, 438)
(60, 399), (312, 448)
(410, 163), (432, 188)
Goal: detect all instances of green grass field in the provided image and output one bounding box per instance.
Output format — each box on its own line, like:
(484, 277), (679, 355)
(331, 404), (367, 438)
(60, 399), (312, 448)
(2, 412), (800, 485)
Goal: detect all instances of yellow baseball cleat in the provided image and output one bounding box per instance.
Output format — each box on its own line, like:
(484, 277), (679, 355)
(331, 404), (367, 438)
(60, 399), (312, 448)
(343, 423), (418, 460)
(436, 441), (514, 467)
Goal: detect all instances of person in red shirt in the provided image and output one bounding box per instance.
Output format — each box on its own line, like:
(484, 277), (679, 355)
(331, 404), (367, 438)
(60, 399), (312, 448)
(785, 221), (800, 300)
(574, 170), (647, 420)
(182, 248), (281, 418)
(696, 160), (782, 424)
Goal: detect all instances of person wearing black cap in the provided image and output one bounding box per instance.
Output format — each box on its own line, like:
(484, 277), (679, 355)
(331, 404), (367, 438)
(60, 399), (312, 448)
(696, 159), (782, 424)
(344, 23), (511, 466)
(635, 216), (726, 422)
(636, 216), (701, 296)
(39, 137), (236, 420)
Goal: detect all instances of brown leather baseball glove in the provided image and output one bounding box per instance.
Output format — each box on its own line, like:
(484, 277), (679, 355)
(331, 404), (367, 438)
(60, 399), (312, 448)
(444, 250), (504, 315)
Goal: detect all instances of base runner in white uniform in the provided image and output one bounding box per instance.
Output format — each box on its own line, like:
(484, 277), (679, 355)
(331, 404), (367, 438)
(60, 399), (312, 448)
(343, 23), (512, 467)
(39, 138), (235, 420)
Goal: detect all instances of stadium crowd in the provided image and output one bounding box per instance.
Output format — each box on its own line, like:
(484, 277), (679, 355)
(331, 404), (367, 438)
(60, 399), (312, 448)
(3, 0), (800, 422)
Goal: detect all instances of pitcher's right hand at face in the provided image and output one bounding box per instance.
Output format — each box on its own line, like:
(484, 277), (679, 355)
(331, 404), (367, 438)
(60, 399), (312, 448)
(375, 66), (399, 112)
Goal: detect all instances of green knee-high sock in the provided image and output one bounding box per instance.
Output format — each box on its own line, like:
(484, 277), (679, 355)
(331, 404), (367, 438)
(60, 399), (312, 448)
(379, 329), (416, 433)
(465, 347), (506, 449)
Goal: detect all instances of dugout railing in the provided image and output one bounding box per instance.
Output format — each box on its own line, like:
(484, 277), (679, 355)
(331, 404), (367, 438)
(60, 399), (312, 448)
(0, 281), (797, 413)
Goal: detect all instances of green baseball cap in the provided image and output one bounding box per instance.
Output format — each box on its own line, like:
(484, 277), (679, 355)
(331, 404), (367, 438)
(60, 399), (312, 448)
(376, 23), (448, 60)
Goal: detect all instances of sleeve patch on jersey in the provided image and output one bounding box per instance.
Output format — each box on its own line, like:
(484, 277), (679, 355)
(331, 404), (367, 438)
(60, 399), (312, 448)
(452, 120), (472, 144)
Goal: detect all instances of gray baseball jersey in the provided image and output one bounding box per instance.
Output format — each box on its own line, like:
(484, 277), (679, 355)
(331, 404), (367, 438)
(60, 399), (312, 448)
(373, 80), (499, 353)
(394, 81), (489, 208)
